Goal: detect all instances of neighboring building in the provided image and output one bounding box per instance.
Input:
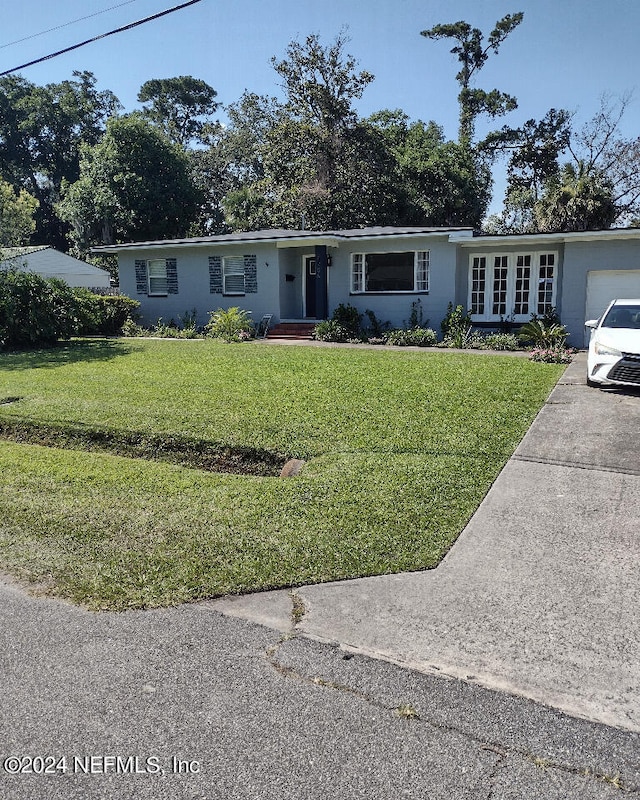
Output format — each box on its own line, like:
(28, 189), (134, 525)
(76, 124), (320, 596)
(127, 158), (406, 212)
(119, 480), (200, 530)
(1, 246), (111, 289)
(94, 226), (640, 346)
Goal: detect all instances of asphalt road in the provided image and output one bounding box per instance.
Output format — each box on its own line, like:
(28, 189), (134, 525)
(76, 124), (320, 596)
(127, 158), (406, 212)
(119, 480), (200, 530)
(1, 574), (639, 799)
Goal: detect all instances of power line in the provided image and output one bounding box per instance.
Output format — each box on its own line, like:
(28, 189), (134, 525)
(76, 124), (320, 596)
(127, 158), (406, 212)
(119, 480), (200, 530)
(0, 0), (142, 50)
(0, 0), (203, 77)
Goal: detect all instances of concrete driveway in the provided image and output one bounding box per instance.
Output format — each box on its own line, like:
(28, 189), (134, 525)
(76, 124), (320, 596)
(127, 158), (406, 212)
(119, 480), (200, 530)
(213, 353), (640, 732)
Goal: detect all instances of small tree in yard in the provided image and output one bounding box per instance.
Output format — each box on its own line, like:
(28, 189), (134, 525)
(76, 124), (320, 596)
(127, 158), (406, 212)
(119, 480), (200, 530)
(205, 307), (254, 342)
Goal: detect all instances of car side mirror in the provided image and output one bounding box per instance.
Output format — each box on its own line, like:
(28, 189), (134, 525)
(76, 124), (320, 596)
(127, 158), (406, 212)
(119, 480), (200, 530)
(585, 319), (598, 329)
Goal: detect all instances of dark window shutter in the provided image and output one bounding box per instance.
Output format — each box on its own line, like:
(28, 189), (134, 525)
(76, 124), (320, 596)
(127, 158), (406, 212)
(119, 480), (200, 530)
(244, 254), (257, 293)
(209, 256), (223, 294)
(135, 260), (148, 295)
(166, 258), (178, 294)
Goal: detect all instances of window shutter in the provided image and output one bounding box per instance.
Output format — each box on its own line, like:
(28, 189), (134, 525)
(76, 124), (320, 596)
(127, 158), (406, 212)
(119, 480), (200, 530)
(135, 260), (148, 295)
(166, 258), (178, 294)
(209, 256), (223, 294)
(244, 255), (257, 293)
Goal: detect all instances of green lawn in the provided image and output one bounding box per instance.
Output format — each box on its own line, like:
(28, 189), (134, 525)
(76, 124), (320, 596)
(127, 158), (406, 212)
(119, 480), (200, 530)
(0, 339), (564, 609)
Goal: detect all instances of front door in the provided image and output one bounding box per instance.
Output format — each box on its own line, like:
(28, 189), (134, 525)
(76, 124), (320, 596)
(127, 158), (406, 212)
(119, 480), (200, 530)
(305, 256), (316, 318)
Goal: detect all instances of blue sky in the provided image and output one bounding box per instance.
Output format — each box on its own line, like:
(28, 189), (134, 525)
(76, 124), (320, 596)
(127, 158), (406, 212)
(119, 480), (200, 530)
(2, 0), (639, 212)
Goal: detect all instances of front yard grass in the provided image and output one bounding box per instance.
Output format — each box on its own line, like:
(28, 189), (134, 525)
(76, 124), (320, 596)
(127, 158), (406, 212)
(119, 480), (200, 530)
(0, 339), (564, 610)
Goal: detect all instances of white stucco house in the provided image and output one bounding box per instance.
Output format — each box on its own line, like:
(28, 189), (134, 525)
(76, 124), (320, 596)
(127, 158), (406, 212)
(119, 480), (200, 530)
(1, 246), (111, 289)
(94, 226), (640, 346)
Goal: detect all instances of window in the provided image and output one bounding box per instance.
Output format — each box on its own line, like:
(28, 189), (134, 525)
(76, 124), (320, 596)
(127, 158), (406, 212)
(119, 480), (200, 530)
(492, 256), (508, 315)
(223, 256), (245, 295)
(147, 259), (168, 295)
(537, 253), (555, 315)
(514, 255), (532, 315)
(470, 256), (486, 315)
(351, 251), (429, 293)
(468, 252), (557, 321)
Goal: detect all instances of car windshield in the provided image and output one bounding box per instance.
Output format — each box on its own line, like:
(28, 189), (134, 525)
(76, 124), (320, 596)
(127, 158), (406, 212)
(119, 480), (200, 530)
(601, 305), (640, 329)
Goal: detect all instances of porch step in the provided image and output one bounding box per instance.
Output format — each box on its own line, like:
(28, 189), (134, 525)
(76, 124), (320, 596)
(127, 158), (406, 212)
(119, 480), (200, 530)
(267, 322), (317, 339)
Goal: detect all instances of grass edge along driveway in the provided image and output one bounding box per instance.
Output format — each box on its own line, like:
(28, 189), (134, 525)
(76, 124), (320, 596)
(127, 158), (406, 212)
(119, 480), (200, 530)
(0, 339), (564, 610)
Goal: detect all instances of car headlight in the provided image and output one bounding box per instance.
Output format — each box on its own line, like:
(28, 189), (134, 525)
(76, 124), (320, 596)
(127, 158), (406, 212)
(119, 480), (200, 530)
(594, 341), (622, 357)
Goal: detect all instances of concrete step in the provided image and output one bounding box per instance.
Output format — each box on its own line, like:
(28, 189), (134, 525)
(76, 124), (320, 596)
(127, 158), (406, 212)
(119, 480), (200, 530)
(268, 323), (317, 339)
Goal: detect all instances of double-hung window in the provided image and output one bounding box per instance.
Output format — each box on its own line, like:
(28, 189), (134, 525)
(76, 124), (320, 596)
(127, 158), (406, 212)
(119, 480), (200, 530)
(351, 251), (429, 293)
(223, 256), (245, 295)
(147, 259), (168, 296)
(469, 252), (557, 321)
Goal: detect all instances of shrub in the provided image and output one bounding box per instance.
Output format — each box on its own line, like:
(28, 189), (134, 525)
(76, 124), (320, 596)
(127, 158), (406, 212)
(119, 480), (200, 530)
(441, 303), (474, 348)
(518, 318), (568, 349)
(205, 307), (254, 342)
(386, 327), (437, 347)
(331, 303), (363, 338)
(0, 269), (78, 350)
(408, 299), (426, 328)
(312, 320), (351, 342)
(364, 309), (390, 338)
(72, 290), (140, 336)
(150, 318), (179, 338)
(121, 317), (144, 337)
(314, 304), (366, 342)
(483, 332), (521, 351)
(178, 308), (199, 338)
(441, 302), (472, 336)
(529, 346), (574, 364)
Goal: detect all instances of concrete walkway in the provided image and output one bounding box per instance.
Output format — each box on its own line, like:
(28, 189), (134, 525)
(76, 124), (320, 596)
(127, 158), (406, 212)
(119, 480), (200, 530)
(212, 353), (640, 732)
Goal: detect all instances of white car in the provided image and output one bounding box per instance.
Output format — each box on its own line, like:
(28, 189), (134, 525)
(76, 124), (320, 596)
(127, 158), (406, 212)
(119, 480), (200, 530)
(586, 299), (640, 387)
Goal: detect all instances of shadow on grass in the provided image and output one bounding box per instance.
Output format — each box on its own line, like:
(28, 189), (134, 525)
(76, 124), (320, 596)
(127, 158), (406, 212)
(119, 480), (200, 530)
(0, 418), (286, 476)
(0, 339), (139, 371)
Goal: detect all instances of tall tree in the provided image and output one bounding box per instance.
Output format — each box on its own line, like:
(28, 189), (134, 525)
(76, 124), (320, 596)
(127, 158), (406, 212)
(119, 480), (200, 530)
(271, 30), (373, 133)
(486, 96), (640, 232)
(0, 71), (120, 248)
(483, 108), (573, 233)
(0, 179), (39, 246)
(57, 114), (201, 253)
(138, 76), (220, 147)
(188, 92), (284, 234)
(568, 94), (640, 224)
(534, 162), (617, 232)
(367, 112), (492, 227)
(225, 32), (381, 230)
(421, 13), (523, 148)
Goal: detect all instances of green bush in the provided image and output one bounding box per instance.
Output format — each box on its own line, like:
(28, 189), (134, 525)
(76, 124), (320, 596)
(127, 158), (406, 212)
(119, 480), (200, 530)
(483, 332), (521, 351)
(386, 327), (437, 347)
(0, 269), (78, 350)
(518, 318), (568, 348)
(121, 317), (144, 337)
(331, 303), (363, 338)
(440, 303), (475, 348)
(72, 290), (140, 336)
(312, 320), (351, 343)
(364, 309), (390, 338)
(529, 346), (573, 364)
(205, 307), (254, 342)
(314, 304), (366, 343)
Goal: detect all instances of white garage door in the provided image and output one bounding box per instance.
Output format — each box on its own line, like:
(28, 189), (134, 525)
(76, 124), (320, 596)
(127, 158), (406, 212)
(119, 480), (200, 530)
(586, 270), (640, 322)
